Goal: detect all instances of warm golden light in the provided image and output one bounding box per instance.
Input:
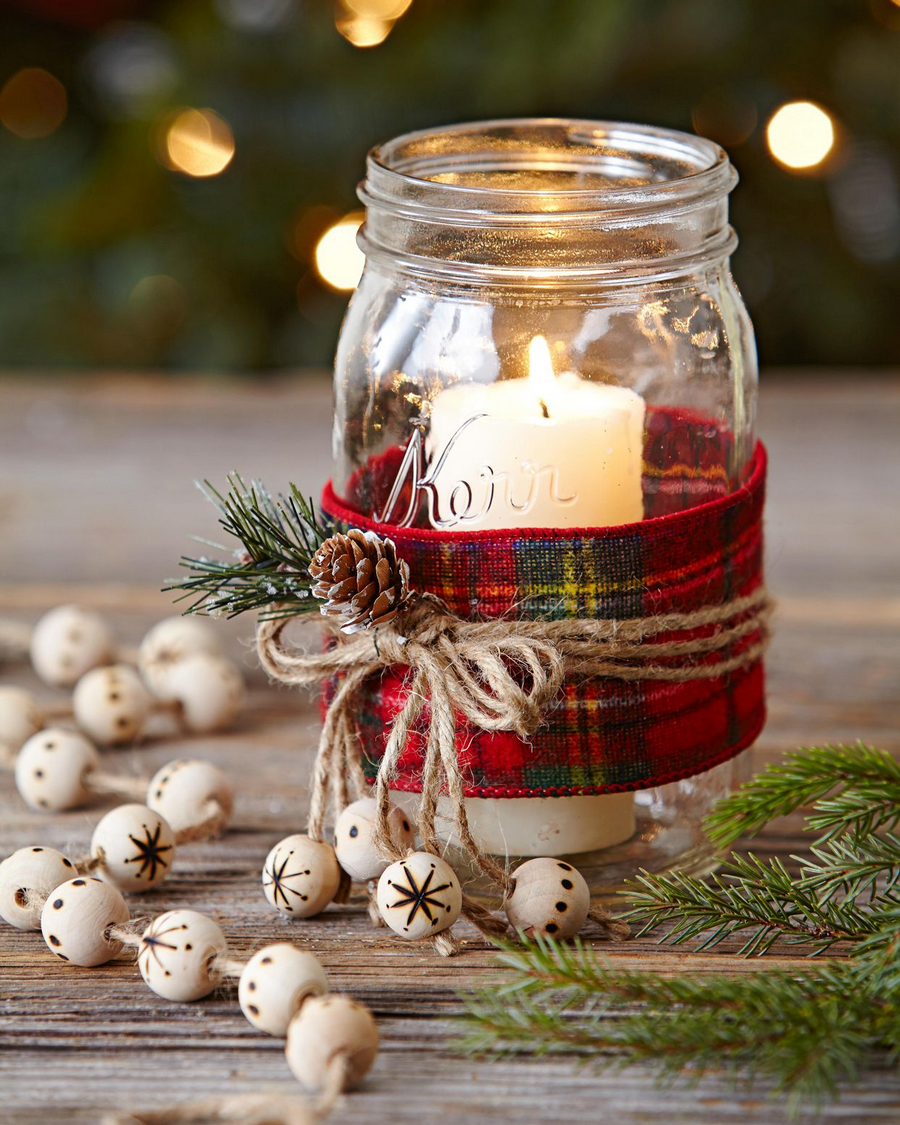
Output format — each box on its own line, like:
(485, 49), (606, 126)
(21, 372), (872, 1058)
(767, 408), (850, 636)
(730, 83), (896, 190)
(335, 13), (393, 47)
(165, 108), (235, 178)
(335, 0), (411, 45)
(0, 68), (67, 139)
(314, 212), (365, 291)
(344, 0), (413, 17)
(528, 336), (558, 417)
(766, 101), (836, 170)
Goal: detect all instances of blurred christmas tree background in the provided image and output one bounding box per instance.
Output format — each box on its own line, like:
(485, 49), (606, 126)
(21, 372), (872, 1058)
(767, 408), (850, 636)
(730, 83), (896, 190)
(0, 0), (898, 372)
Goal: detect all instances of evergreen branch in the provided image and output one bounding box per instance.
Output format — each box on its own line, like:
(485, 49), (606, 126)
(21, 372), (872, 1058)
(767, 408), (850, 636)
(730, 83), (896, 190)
(164, 474), (332, 619)
(704, 742), (900, 846)
(461, 950), (888, 1111)
(623, 854), (877, 956)
(465, 744), (900, 1112)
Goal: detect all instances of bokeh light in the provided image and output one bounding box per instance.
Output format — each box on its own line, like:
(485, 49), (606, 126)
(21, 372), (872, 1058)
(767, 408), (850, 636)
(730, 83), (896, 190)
(216, 0), (294, 33)
(0, 68), (67, 139)
(766, 101), (836, 171)
(335, 0), (412, 46)
(164, 108), (235, 177)
(87, 23), (178, 120)
(344, 0), (413, 17)
(335, 13), (393, 47)
(314, 212), (365, 291)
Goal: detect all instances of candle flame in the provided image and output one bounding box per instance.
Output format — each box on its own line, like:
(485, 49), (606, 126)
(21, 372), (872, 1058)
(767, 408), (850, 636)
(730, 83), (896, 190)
(528, 335), (556, 418)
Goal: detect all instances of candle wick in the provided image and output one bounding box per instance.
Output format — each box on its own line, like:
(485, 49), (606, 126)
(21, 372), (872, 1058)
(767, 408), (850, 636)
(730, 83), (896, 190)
(538, 398), (550, 420)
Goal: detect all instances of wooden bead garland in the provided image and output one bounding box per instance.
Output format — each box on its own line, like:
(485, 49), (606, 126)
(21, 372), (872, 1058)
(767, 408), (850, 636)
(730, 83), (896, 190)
(30, 605), (115, 687)
(41, 875), (130, 966)
(263, 834), (343, 918)
(238, 942), (328, 1036)
(376, 852), (462, 940)
(334, 797), (415, 883)
(503, 857), (591, 939)
(1, 860), (379, 1108)
(73, 664), (153, 746)
(15, 728), (100, 812)
(8, 730), (233, 839)
(0, 845), (77, 929)
(0, 780), (230, 921)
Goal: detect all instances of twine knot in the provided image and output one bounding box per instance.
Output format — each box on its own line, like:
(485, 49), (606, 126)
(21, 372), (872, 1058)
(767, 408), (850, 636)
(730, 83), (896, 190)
(369, 594), (565, 739)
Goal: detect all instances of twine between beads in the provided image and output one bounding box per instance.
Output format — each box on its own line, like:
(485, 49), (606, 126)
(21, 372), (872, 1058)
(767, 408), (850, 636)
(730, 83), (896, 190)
(257, 572), (771, 950)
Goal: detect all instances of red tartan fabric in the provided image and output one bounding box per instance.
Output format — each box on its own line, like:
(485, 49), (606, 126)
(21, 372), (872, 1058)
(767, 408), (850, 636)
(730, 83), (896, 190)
(319, 441), (767, 798)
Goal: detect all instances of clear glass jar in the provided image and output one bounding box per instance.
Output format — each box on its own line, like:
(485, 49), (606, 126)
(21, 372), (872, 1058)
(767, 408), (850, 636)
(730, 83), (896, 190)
(330, 119), (759, 895)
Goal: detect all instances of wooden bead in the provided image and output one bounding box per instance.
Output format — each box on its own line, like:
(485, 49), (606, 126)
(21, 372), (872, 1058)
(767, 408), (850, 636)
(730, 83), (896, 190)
(376, 852), (462, 939)
(91, 804), (175, 893)
(15, 728), (99, 812)
(285, 995), (379, 1092)
(73, 664), (152, 746)
(0, 686), (44, 751)
(155, 653), (245, 733)
(40, 876), (129, 966)
(146, 758), (234, 834)
(504, 857), (590, 939)
(262, 835), (341, 919)
(334, 797), (415, 883)
(138, 909), (227, 1001)
(238, 942), (328, 1037)
(30, 605), (114, 687)
(0, 846), (78, 930)
(138, 617), (222, 698)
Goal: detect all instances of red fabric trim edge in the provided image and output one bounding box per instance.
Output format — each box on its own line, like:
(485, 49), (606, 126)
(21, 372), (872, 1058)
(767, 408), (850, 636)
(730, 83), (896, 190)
(364, 703), (766, 798)
(321, 441), (766, 544)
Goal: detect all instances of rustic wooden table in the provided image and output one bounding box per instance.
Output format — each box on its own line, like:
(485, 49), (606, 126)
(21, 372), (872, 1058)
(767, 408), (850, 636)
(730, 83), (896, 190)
(1, 372), (898, 1124)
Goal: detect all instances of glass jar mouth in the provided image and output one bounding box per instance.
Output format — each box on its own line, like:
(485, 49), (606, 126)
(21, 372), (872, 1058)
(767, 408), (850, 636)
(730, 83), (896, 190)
(359, 118), (738, 284)
(363, 117), (736, 220)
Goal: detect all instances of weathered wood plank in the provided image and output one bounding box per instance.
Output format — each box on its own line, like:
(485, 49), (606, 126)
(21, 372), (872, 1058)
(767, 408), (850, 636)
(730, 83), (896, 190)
(0, 372), (898, 1124)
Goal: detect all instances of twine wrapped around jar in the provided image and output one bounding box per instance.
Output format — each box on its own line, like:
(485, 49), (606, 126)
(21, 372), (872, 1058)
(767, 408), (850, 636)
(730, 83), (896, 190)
(257, 575), (770, 949)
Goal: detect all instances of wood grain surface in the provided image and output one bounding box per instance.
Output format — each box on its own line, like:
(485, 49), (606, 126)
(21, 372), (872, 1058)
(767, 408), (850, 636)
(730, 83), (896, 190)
(1, 371), (898, 1124)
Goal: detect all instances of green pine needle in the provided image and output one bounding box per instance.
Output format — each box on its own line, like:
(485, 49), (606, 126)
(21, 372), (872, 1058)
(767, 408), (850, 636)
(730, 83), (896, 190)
(164, 474), (333, 619)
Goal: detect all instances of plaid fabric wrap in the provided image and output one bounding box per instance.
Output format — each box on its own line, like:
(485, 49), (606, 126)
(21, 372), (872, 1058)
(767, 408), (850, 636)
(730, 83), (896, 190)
(319, 440), (767, 798)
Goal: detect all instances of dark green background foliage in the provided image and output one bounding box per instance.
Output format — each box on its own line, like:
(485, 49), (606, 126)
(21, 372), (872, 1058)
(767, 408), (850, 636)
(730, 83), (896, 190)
(1, 0), (898, 370)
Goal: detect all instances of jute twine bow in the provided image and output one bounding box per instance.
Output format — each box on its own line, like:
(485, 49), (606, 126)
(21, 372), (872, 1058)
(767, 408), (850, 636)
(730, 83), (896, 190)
(257, 583), (771, 952)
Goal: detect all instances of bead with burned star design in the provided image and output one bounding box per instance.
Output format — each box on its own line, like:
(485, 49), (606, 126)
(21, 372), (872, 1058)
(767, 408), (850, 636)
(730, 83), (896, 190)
(376, 852), (462, 939)
(139, 909), (227, 1002)
(262, 834), (341, 919)
(90, 804), (176, 893)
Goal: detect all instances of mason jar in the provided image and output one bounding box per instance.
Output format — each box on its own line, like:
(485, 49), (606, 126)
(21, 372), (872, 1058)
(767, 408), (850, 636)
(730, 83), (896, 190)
(326, 118), (760, 895)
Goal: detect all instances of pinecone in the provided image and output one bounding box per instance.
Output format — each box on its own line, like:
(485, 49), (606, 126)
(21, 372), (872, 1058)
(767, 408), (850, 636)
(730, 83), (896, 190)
(308, 528), (411, 634)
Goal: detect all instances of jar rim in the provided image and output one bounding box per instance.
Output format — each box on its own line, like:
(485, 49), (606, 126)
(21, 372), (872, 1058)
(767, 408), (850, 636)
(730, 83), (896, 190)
(364, 117), (736, 217)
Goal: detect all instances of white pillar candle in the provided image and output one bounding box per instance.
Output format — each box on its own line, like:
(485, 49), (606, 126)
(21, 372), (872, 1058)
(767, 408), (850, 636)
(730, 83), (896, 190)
(405, 337), (644, 857)
(426, 337), (645, 531)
